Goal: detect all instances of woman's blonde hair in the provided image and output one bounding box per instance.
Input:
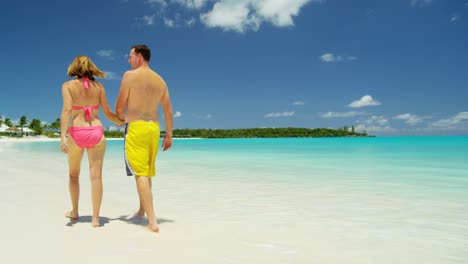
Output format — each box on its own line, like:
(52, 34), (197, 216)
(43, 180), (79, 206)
(67, 55), (106, 80)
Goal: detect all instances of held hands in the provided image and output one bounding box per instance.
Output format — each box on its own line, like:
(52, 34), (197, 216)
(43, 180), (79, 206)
(114, 115), (125, 127)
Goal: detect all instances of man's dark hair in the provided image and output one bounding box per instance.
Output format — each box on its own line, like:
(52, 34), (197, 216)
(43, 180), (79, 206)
(132, 44), (151, 62)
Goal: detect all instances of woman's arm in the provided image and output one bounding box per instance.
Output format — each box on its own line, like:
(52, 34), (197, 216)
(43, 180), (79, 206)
(99, 84), (124, 125)
(60, 83), (72, 153)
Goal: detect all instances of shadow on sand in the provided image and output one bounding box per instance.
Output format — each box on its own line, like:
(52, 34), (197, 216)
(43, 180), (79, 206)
(66, 214), (174, 228)
(66, 216), (111, 227)
(116, 215), (174, 227)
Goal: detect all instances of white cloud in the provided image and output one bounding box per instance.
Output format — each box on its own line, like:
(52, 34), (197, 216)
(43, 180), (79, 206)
(201, 1), (260, 32)
(355, 115), (397, 133)
(143, 15), (156, 25)
(394, 113), (430, 125)
(186, 17), (196, 26)
(450, 15), (459, 23)
(103, 71), (119, 80)
(293, 101), (304, 105)
(160, 13), (197, 28)
(265, 111), (295, 118)
(320, 53), (340, 62)
(97, 49), (113, 58)
(146, 0), (168, 7)
(348, 95), (381, 108)
(431, 112), (468, 128)
(164, 18), (176, 27)
(252, 0), (311, 27)
(354, 124), (397, 133)
(410, 0), (433, 7)
(320, 53), (337, 62)
(193, 113), (212, 119)
(319, 53), (356, 62)
(172, 0), (208, 9)
(174, 111), (182, 118)
(143, 0), (316, 32)
(321, 111), (368, 118)
(200, 0), (314, 33)
(359, 115), (389, 126)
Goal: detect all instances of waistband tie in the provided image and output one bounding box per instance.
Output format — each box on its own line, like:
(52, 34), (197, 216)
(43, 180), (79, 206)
(83, 106), (93, 120)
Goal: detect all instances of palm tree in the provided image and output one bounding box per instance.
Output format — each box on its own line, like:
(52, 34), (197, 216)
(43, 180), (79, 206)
(29, 119), (44, 135)
(0, 115), (4, 126)
(19, 116), (28, 134)
(49, 118), (61, 131)
(4, 118), (13, 127)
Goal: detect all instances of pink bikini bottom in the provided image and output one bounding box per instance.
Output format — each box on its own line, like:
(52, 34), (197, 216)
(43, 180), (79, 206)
(68, 126), (104, 148)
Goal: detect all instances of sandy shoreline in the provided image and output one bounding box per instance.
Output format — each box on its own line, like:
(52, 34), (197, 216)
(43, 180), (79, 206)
(0, 136), (200, 144)
(0, 135), (61, 143)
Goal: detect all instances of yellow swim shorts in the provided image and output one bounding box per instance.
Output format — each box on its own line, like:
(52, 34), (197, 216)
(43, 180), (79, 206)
(124, 121), (160, 177)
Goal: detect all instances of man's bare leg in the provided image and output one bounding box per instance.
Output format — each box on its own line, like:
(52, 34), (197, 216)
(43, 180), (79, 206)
(65, 136), (84, 219)
(134, 177), (153, 217)
(135, 175), (159, 232)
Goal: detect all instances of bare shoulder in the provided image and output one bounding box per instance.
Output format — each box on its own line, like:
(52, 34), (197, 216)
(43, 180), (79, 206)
(96, 81), (105, 91)
(122, 70), (135, 79)
(63, 80), (75, 86)
(62, 80), (74, 90)
(152, 70), (167, 86)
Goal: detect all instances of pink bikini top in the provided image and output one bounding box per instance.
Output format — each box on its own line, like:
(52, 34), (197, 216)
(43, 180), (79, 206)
(72, 77), (99, 121)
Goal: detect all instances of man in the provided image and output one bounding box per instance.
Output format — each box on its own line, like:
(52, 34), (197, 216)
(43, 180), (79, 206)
(116, 44), (173, 233)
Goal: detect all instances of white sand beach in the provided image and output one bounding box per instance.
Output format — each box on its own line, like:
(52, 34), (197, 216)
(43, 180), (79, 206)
(0, 138), (308, 264)
(1, 137), (467, 264)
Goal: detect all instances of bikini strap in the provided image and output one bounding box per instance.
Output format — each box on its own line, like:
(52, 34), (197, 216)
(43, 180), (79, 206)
(83, 77), (89, 89)
(71, 105), (99, 121)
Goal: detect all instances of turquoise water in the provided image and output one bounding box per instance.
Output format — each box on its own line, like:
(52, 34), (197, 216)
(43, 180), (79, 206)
(11, 136), (468, 201)
(5, 136), (468, 263)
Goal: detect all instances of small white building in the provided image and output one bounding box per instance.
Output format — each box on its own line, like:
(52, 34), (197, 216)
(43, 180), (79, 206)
(0, 124), (9, 132)
(21, 127), (36, 136)
(0, 125), (36, 136)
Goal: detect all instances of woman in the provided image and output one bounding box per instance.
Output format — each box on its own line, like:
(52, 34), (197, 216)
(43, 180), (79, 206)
(60, 55), (123, 227)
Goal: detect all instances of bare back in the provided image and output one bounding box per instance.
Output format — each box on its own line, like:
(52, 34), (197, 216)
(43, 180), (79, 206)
(66, 79), (103, 127)
(123, 67), (167, 123)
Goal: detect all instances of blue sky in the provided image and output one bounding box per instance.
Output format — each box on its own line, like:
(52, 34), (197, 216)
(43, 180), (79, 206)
(1, 0), (467, 135)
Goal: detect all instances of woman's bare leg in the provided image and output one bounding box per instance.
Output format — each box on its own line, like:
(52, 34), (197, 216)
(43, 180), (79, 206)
(87, 137), (106, 227)
(66, 136), (84, 219)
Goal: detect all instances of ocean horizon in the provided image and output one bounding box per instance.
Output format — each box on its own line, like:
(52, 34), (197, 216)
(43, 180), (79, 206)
(1, 136), (467, 263)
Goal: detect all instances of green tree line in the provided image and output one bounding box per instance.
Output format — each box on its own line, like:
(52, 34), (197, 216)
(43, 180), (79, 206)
(1, 115), (370, 138)
(0, 115), (61, 136)
(170, 127), (369, 138)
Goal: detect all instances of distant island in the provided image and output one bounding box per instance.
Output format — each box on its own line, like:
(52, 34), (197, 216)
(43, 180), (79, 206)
(1, 116), (371, 139)
(106, 127), (371, 138)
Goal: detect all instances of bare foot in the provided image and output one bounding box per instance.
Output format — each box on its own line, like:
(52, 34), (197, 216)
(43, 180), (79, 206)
(146, 223), (159, 233)
(126, 210), (145, 220)
(92, 217), (100, 228)
(65, 211), (79, 219)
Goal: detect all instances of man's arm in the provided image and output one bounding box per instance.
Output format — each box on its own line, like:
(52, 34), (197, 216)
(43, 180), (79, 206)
(161, 85), (173, 151)
(115, 71), (131, 120)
